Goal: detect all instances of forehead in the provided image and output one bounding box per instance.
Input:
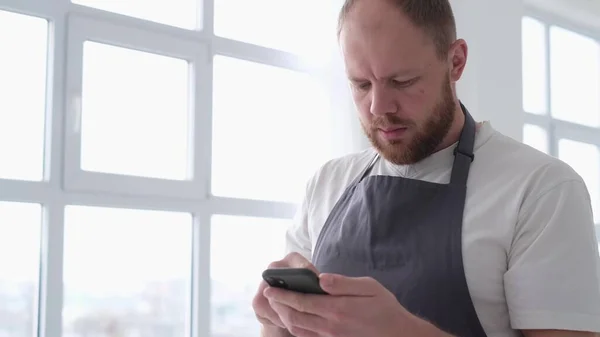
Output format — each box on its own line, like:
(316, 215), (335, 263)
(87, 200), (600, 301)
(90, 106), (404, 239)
(339, 0), (437, 78)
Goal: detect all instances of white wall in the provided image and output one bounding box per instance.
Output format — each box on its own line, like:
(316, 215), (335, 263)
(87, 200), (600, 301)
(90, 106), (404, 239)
(321, 0), (371, 156)
(324, 45), (371, 156)
(452, 0), (524, 141)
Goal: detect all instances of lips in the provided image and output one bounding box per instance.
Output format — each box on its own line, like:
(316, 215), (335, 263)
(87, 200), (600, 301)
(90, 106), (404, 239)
(379, 127), (406, 133)
(377, 127), (408, 141)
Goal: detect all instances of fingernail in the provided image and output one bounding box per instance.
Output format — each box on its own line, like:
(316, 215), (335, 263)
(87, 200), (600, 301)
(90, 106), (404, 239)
(263, 288), (272, 298)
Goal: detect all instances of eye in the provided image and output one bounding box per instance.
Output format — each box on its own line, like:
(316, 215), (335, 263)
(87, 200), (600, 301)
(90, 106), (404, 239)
(392, 78), (417, 88)
(352, 81), (371, 91)
(358, 82), (371, 90)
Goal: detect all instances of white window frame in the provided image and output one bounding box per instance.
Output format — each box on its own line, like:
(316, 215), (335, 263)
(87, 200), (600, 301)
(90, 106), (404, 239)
(64, 15), (210, 199)
(0, 0), (320, 336)
(522, 5), (600, 241)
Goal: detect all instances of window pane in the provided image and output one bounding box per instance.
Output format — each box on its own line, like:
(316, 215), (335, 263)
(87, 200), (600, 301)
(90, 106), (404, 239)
(81, 42), (190, 180)
(210, 215), (288, 337)
(521, 17), (547, 115)
(550, 26), (600, 127)
(72, 0), (197, 29)
(214, 0), (334, 60)
(0, 202), (41, 337)
(522, 124), (548, 153)
(0, 11), (47, 181)
(63, 206), (192, 337)
(212, 56), (333, 203)
(558, 139), (600, 222)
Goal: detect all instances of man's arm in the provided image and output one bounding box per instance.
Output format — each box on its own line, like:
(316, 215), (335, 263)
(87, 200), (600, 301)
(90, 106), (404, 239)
(421, 177), (600, 337)
(523, 330), (599, 337)
(503, 178), (600, 334)
(260, 176), (316, 337)
(414, 319), (600, 337)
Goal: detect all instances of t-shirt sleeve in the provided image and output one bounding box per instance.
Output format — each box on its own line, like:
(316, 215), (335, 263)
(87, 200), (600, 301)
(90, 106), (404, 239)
(284, 177), (315, 261)
(504, 179), (600, 332)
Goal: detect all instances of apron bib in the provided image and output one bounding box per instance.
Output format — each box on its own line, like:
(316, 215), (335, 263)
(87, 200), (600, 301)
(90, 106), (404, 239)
(313, 103), (487, 337)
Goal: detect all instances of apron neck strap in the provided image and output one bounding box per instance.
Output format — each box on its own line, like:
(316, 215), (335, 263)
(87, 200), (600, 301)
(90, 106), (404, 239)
(450, 102), (476, 186)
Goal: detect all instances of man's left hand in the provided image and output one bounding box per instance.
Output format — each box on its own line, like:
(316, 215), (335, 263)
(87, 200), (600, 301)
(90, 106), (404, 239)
(263, 273), (441, 337)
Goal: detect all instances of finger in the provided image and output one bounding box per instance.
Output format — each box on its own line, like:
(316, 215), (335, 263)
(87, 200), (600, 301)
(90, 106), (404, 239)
(270, 301), (328, 337)
(255, 303), (286, 329)
(319, 273), (380, 296)
(256, 313), (285, 329)
(252, 286), (286, 328)
(264, 287), (332, 317)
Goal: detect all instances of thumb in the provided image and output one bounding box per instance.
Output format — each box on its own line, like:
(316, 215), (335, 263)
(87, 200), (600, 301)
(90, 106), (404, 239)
(318, 273), (380, 296)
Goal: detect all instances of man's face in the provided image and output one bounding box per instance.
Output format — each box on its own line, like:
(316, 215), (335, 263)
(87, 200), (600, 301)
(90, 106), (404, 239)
(340, 0), (462, 165)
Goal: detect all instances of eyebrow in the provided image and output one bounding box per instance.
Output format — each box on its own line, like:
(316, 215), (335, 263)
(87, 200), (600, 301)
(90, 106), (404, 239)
(349, 71), (417, 83)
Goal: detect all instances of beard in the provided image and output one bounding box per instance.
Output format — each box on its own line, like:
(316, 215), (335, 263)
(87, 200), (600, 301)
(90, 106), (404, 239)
(361, 77), (456, 165)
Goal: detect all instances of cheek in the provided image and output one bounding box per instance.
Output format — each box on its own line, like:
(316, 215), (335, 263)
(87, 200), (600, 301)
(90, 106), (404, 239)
(357, 103), (374, 125)
(352, 92), (372, 118)
(400, 85), (436, 118)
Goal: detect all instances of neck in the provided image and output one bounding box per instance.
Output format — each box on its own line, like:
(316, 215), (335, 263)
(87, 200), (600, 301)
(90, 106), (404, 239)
(434, 101), (466, 152)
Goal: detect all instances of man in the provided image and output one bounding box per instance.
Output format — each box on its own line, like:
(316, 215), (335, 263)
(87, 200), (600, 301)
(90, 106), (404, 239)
(252, 0), (600, 336)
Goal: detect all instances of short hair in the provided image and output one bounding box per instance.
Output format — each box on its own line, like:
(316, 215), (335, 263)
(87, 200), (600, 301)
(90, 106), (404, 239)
(337, 0), (457, 59)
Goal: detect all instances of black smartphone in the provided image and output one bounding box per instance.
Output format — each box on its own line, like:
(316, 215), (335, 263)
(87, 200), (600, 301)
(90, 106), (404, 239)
(262, 268), (328, 295)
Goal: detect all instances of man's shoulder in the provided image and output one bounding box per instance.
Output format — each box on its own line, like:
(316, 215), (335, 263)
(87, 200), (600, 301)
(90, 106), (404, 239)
(477, 127), (585, 197)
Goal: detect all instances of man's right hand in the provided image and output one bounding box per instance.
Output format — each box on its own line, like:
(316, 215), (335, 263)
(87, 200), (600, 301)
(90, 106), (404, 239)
(252, 252), (319, 337)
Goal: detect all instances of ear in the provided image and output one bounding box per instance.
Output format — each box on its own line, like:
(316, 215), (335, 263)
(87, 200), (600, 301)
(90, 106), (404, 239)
(448, 39), (468, 82)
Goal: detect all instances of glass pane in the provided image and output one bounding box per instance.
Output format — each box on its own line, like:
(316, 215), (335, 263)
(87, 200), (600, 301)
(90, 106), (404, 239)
(558, 139), (600, 223)
(0, 11), (47, 181)
(550, 26), (600, 127)
(214, 0), (335, 60)
(81, 42), (190, 180)
(72, 0), (197, 29)
(0, 202), (42, 337)
(521, 17), (547, 115)
(63, 206), (192, 337)
(212, 56), (333, 203)
(210, 215), (289, 337)
(522, 124), (548, 153)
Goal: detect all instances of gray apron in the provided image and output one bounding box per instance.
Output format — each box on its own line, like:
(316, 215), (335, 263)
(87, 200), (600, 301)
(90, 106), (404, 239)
(312, 104), (487, 337)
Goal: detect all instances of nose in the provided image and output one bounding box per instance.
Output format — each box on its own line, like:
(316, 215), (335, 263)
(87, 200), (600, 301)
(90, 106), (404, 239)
(370, 85), (397, 116)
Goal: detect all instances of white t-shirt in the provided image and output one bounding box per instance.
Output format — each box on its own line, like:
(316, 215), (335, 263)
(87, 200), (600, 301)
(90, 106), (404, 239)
(285, 121), (600, 336)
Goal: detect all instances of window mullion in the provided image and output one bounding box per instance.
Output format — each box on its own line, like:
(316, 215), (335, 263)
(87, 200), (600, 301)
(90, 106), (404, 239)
(544, 22), (558, 157)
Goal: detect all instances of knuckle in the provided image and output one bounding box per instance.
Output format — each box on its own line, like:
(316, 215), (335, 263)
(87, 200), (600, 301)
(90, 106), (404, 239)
(268, 259), (287, 269)
(285, 252), (305, 265)
(251, 291), (269, 313)
(285, 310), (300, 327)
(288, 325), (303, 336)
(364, 276), (377, 283)
(290, 294), (307, 313)
(363, 276), (379, 288)
(286, 252), (302, 259)
(251, 295), (264, 312)
(255, 314), (270, 326)
(286, 252), (317, 270)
